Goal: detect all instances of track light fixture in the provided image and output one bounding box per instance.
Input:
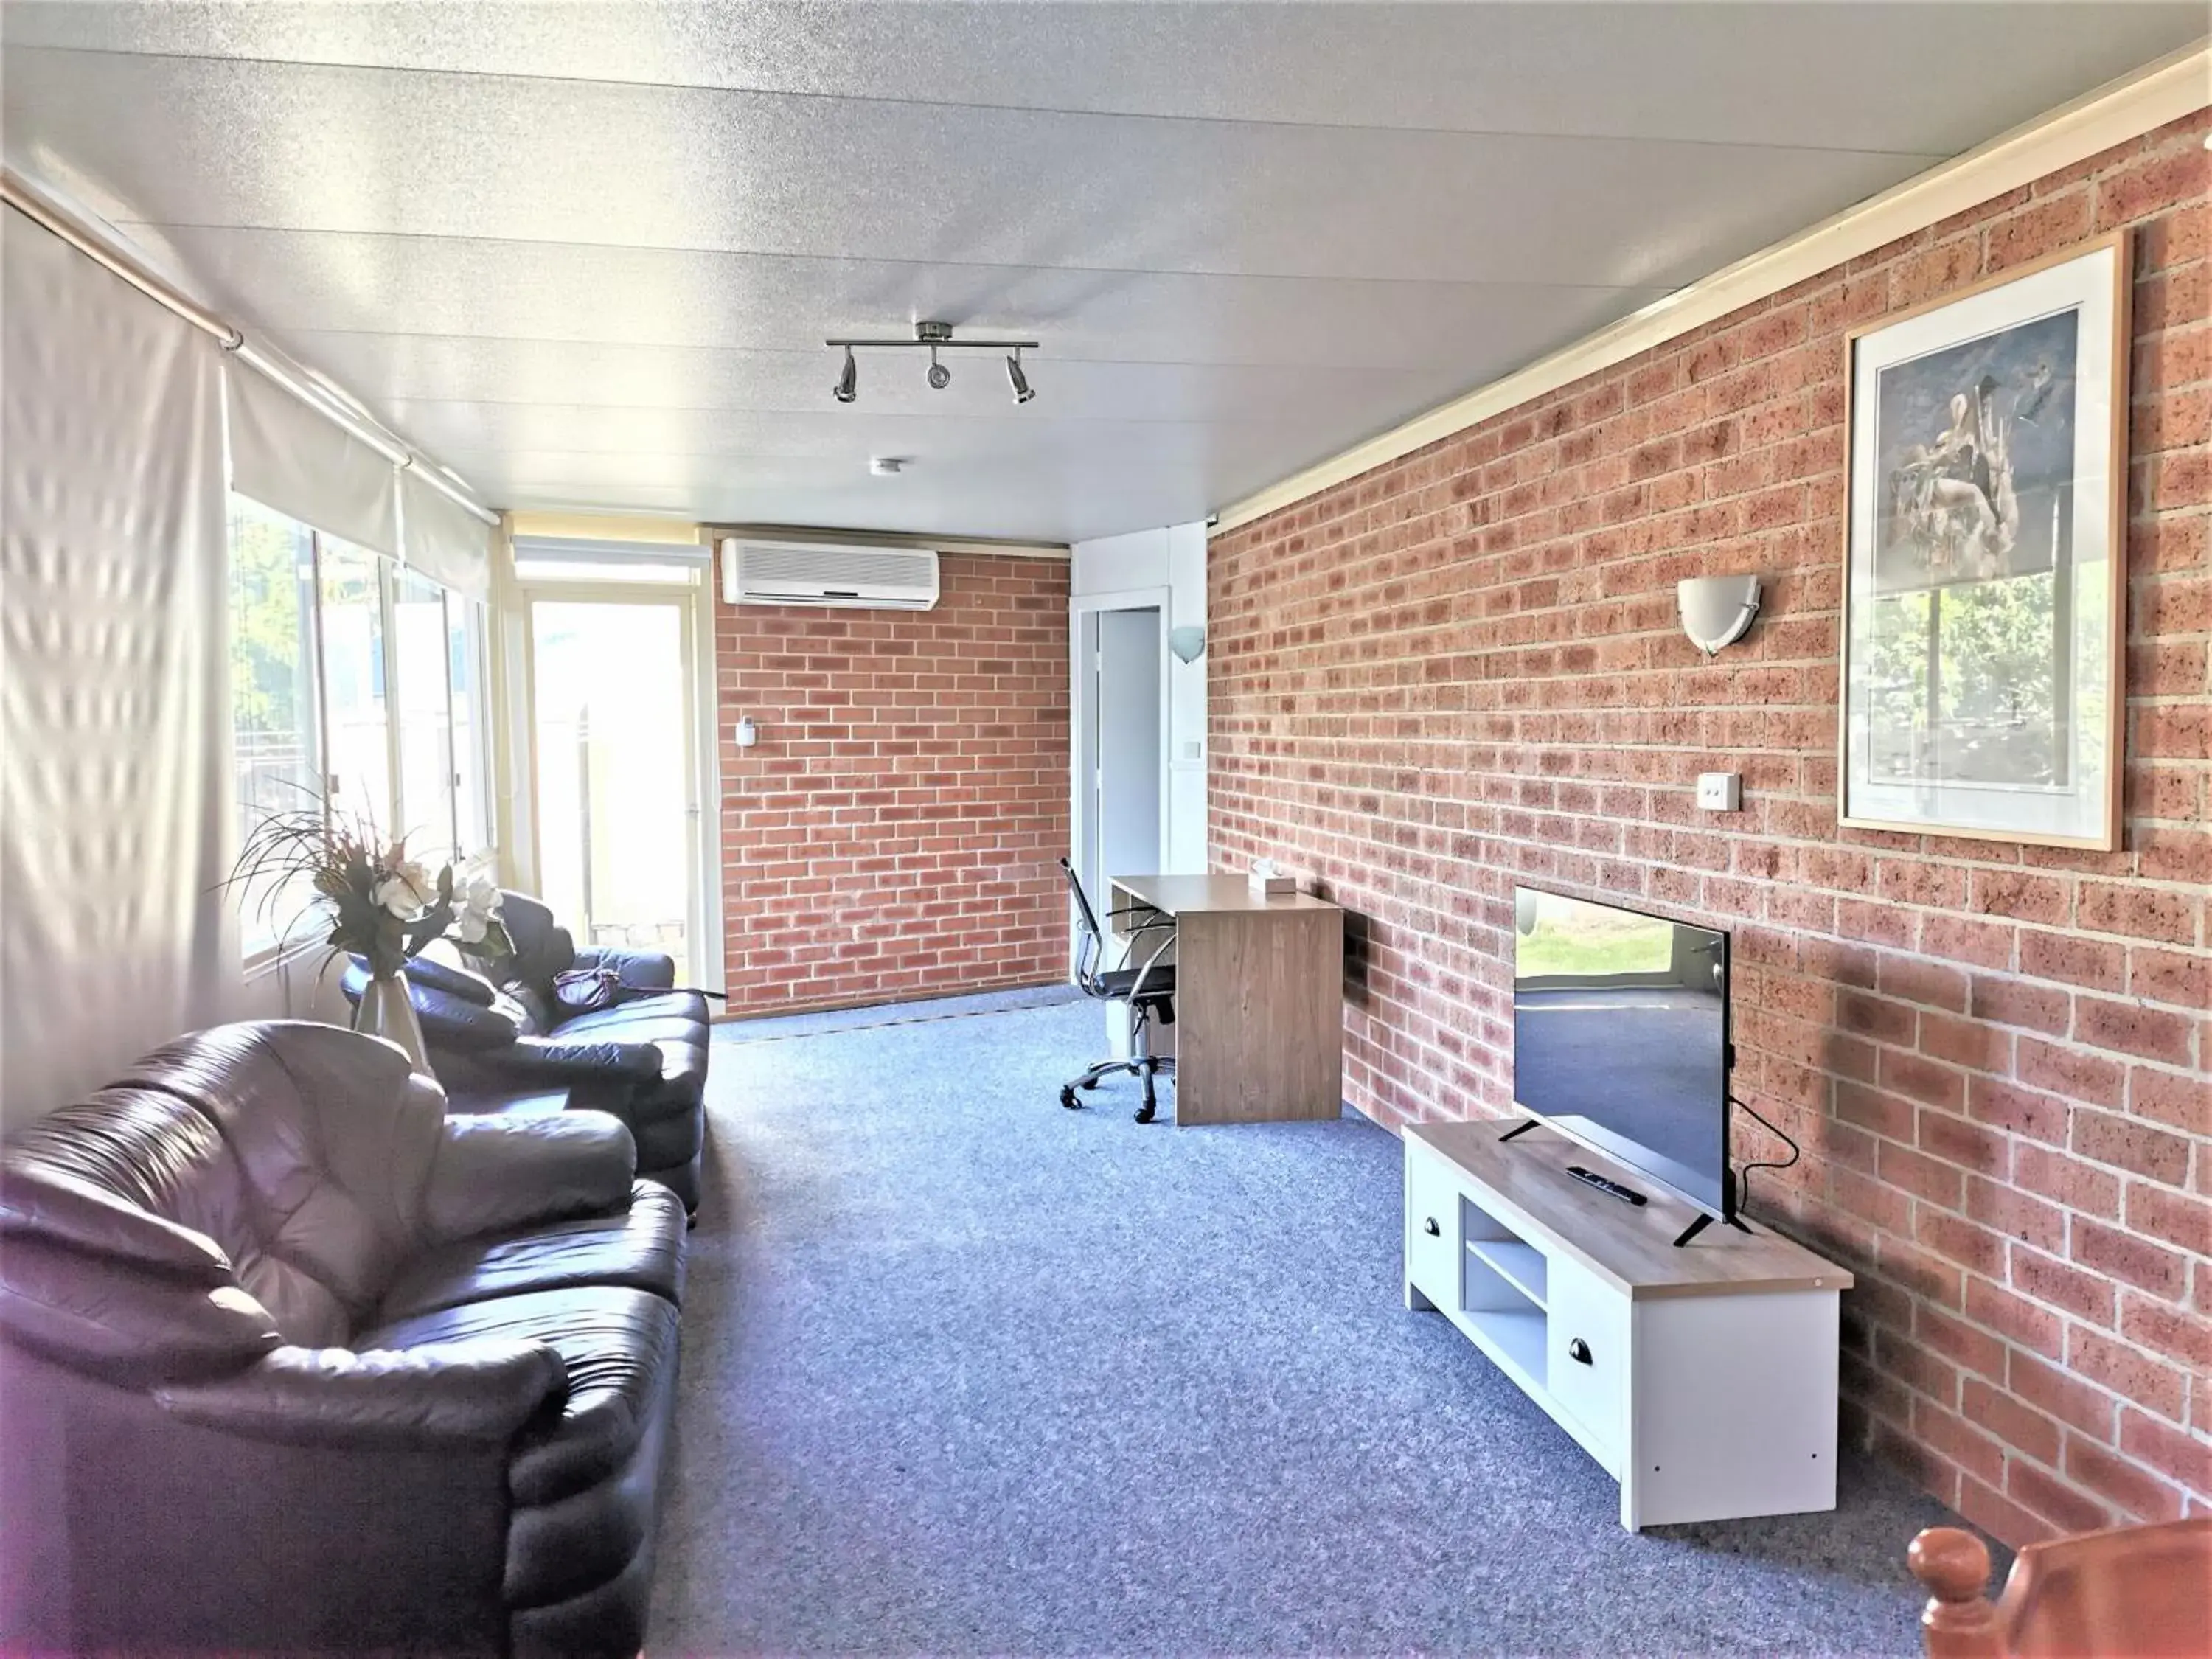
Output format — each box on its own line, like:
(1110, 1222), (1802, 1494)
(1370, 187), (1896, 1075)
(824, 321), (1040, 404)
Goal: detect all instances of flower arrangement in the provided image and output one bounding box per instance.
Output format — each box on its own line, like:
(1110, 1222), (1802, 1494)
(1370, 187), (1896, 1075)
(229, 798), (511, 980)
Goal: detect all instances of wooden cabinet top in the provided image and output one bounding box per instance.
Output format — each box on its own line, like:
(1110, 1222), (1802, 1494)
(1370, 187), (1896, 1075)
(1408, 1120), (1854, 1300)
(1110, 873), (1342, 915)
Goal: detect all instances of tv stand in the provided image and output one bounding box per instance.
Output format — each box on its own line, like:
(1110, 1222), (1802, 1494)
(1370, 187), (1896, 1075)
(1670, 1210), (1755, 1249)
(1404, 1121), (1851, 1530)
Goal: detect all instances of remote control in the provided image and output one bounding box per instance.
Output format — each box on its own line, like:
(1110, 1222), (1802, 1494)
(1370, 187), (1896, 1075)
(1567, 1165), (1648, 1206)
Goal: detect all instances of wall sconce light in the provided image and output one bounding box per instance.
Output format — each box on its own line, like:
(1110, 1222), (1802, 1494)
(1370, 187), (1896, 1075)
(1677, 575), (1761, 657)
(1167, 625), (1207, 664)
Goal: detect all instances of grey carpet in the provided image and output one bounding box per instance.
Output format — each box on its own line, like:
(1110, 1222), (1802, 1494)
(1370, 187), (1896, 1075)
(651, 995), (1972, 1656)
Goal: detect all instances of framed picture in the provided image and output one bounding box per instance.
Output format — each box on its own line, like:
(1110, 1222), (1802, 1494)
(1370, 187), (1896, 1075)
(1839, 229), (2130, 850)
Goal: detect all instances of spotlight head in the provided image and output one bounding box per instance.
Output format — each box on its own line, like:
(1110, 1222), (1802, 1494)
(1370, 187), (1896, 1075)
(926, 346), (950, 391)
(832, 346), (857, 404)
(1006, 350), (1034, 404)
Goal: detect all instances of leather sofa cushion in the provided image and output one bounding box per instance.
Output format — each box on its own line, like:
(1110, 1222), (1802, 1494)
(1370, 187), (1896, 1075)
(554, 991), (710, 1035)
(376, 1182), (688, 1324)
(360, 1286), (680, 1508)
(549, 1009), (705, 1047)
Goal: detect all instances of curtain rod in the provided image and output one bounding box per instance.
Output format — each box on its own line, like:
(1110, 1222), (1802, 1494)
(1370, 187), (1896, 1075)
(1, 167), (498, 527)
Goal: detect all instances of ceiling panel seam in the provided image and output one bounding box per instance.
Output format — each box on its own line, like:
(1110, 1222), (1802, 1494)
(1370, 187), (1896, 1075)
(102, 219), (1724, 289)
(18, 44), (1955, 154)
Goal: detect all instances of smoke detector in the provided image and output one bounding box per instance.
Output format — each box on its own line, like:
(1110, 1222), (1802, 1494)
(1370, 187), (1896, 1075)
(869, 456), (908, 476)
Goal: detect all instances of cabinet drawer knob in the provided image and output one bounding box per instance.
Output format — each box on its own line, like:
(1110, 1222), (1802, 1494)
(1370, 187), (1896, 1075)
(1423, 1217), (1441, 1237)
(1568, 1338), (1593, 1366)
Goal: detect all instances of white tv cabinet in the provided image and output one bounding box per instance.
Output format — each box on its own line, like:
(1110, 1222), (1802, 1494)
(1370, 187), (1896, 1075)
(1405, 1120), (1852, 1531)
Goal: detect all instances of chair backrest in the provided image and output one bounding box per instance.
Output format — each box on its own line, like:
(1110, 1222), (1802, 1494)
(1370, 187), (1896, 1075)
(1910, 1519), (2212, 1658)
(1059, 858), (1107, 993)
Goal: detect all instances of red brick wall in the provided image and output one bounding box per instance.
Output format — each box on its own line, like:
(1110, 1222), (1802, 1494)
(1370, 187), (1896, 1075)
(1209, 112), (2208, 1544)
(715, 552), (1070, 1015)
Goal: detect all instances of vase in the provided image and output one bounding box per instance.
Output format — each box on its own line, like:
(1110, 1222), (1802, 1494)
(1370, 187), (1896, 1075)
(352, 970), (434, 1076)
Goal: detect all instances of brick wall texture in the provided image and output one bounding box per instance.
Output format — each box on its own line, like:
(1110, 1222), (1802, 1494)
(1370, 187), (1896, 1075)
(1208, 111), (2209, 1545)
(716, 552), (1070, 1015)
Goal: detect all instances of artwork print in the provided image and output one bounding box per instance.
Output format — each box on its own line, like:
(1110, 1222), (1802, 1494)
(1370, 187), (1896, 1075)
(1840, 232), (2126, 849)
(1866, 309), (2082, 790)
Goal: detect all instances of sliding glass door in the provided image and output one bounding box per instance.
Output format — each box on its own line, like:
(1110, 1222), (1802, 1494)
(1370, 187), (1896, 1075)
(527, 596), (700, 984)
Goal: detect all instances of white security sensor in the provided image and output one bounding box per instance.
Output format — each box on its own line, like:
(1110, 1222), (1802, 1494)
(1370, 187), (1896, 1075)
(1677, 574), (1761, 656)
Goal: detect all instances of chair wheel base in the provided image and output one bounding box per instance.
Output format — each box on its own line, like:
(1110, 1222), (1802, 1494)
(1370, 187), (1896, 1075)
(1134, 1102), (1157, 1124)
(1060, 1086), (1080, 1110)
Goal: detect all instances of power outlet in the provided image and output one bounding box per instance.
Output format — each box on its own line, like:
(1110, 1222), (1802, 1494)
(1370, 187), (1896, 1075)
(1696, 771), (1742, 812)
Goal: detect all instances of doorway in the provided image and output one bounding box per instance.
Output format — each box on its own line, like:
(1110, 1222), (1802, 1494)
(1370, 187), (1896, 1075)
(527, 596), (701, 984)
(1074, 597), (1167, 917)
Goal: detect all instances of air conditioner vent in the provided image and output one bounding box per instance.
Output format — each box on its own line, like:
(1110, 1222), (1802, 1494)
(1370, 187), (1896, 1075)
(720, 540), (940, 610)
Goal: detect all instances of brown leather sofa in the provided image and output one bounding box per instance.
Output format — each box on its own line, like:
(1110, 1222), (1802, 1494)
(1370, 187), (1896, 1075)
(0, 1020), (688, 1656)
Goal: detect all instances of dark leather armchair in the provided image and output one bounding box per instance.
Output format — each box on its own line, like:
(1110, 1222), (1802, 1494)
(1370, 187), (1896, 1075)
(0, 1020), (687, 1658)
(342, 891), (711, 1210)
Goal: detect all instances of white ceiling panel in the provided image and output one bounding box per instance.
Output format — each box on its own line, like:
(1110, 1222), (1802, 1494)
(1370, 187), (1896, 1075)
(11, 1), (2202, 153)
(9, 46), (1937, 287)
(117, 223), (1674, 370)
(3, 2), (2199, 543)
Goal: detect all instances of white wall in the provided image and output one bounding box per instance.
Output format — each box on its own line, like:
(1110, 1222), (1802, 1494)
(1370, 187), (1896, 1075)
(1069, 521), (1208, 872)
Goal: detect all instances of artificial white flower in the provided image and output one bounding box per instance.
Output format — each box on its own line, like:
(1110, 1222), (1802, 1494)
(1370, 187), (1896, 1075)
(452, 868), (501, 944)
(372, 861), (435, 920)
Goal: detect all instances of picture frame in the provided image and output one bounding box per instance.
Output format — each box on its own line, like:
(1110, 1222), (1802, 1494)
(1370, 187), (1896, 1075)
(1838, 229), (2130, 852)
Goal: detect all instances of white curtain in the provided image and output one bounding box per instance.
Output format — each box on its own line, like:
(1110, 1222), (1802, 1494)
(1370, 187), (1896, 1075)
(225, 357), (400, 557)
(401, 467), (493, 597)
(1, 212), (234, 1124)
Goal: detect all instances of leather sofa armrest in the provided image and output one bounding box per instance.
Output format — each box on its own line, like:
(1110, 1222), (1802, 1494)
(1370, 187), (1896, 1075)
(1, 1163), (234, 1284)
(404, 952), (499, 1007)
(422, 1112), (637, 1242)
(0, 1236), (281, 1386)
(153, 1340), (568, 1450)
(571, 946), (676, 992)
(340, 958), (519, 1052)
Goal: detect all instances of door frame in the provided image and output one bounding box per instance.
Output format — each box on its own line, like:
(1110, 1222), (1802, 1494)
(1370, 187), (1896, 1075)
(513, 577), (723, 997)
(1068, 585), (1173, 976)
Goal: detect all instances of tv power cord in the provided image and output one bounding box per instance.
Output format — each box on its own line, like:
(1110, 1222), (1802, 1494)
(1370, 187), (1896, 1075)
(1730, 1095), (1801, 1214)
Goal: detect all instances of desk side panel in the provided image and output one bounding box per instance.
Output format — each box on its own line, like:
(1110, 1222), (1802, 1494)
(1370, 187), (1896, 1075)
(1177, 907), (1343, 1123)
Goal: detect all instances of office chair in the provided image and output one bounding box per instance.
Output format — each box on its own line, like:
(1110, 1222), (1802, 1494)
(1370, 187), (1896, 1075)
(1059, 856), (1177, 1123)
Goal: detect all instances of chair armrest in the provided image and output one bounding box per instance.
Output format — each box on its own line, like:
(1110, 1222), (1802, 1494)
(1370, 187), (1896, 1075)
(571, 946), (675, 992)
(421, 1112), (637, 1243)
(153, 1340), (567, 1451)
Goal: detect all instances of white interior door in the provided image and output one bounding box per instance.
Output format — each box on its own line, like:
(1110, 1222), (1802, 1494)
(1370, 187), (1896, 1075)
(1093, 606), (1162, 899)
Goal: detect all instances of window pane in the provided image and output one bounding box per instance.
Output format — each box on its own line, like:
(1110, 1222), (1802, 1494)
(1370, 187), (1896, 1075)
(451, 599), (491, 857)
(393, 569), (455, 869)
(319, 540), (392, 832)
(227, 495), (321, 953)
(513, 557), (698, 585)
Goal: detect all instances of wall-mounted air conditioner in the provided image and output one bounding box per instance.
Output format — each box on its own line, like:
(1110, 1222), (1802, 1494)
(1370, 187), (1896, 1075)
(720, 539), (941, 610)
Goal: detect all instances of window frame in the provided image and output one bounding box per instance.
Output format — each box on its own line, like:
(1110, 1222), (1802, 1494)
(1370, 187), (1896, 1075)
(227, 497), (497, 974)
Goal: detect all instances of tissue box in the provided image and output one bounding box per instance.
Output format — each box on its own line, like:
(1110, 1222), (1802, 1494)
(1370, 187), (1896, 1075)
(1248, 871), (1298, 897)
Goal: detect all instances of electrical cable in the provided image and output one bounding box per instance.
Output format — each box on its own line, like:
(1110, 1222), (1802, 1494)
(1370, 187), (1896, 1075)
(1731, 1094), (1801, 1214)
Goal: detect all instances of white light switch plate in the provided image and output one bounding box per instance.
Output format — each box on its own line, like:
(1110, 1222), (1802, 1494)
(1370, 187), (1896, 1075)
(1696, 772), (1742, 811)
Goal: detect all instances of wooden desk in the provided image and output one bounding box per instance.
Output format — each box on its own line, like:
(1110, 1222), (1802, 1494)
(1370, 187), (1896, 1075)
(1107, 874), (1343, 1124)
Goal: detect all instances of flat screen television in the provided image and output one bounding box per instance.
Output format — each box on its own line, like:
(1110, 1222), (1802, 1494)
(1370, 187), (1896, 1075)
(1512, 887), (1733, 1219)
